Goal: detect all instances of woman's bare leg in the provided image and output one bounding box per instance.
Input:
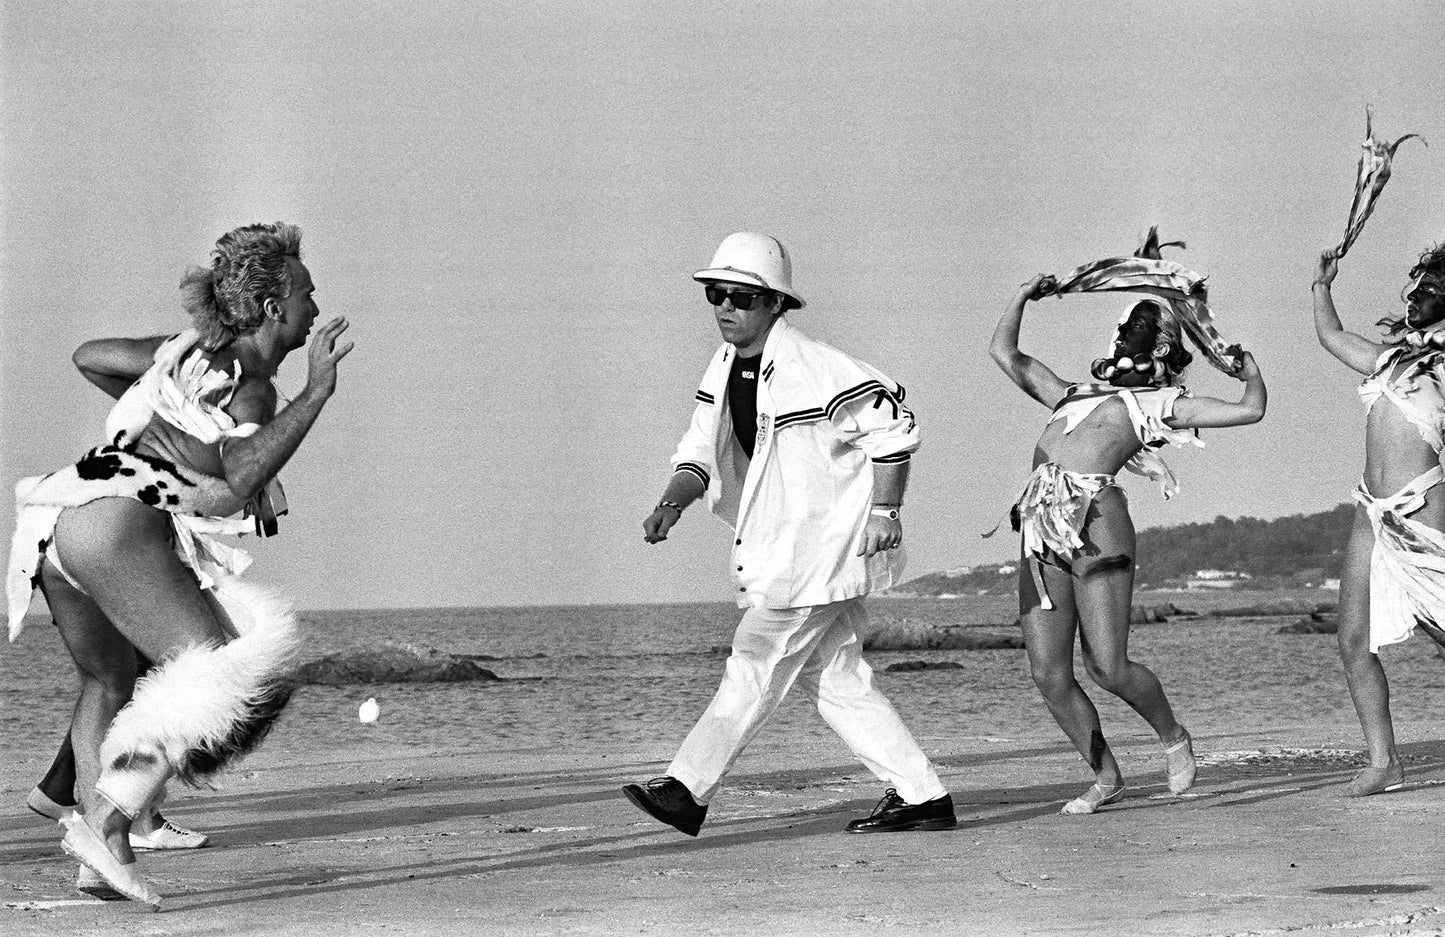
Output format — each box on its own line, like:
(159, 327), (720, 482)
(1073, 489), (1186, 746)
(1020, 554), (1124, 793)
(1336, 506), (1399, 773)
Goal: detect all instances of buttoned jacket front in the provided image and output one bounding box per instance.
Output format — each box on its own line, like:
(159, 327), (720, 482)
(669, 317), (920, 609)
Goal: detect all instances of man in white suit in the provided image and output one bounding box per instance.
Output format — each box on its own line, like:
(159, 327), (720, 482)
(623, 232), (955, 836)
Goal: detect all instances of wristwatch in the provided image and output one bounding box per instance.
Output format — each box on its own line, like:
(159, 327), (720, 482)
(869, 506), (900, 520)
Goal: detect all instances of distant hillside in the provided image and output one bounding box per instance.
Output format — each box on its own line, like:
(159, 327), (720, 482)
(893, 503), (1354, 596)
(1133, 504), (1353, 583)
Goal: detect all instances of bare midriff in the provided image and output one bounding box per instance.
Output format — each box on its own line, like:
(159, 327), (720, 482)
(1362, 404), (1445, 530)
(1032, 395), (1143, 476)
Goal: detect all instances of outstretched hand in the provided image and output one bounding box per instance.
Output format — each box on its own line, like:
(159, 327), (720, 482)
(305, 317), (354, 400)
(1315, 249), (1339, 288)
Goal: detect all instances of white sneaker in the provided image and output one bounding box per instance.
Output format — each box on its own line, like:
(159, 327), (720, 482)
(128, 816), (209, 850)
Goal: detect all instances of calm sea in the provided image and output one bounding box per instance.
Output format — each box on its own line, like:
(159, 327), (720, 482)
(4, 590), (1444, 783)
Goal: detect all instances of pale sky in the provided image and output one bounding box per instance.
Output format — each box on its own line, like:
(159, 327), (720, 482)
(3, 1), (1444, 609)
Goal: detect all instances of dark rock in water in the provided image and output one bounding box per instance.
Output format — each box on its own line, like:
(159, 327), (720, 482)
(1131, 604), (1175, 624)
(1215, 599), (1326, 618)
(1278, 610), (1339, 635)
(1006, 603), (1188, 629)
(295, 643), (503, 686)
(865, 624), (1022, 651)
(885, 660), (965, 673)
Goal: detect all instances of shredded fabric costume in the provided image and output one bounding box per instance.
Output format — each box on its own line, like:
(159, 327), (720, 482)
(4, 329), (300, 811)
(994, 384), (1199, 611)
(1048, 384), (1200, 499)
(1354, 346), (1445, 652)
(1006, 463), (1119, 611)
(1336, 109), (1423, 260)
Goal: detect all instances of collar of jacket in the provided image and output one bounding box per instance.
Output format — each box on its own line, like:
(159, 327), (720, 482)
(707, 316), (797, 415)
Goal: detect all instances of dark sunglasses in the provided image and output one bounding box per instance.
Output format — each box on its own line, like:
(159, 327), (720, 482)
(704, 284), (772, 311)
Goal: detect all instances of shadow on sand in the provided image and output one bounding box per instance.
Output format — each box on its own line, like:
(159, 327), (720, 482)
(4, 737), (1436, 912)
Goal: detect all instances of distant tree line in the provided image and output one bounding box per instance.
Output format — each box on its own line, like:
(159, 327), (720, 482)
(893, 503), (1356, 596)
(1132, 503), (1353, 584)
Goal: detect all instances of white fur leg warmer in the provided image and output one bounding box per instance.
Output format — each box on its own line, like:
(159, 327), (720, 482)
(99, 577), (302, 792)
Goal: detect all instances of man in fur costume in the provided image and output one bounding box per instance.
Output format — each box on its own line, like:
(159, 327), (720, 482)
(6, 222), (352, 908)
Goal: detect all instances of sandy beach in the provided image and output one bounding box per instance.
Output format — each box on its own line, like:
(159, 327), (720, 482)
(2, 724), (1442, 936)
(2, 597), (1443, 936)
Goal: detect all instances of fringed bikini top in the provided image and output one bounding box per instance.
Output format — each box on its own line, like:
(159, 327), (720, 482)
(1047, 384), (1202, 499)
(1358, 346), (1445, 454)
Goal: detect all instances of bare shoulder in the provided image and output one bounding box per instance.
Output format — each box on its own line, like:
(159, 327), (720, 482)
(225, 372), (279, 426)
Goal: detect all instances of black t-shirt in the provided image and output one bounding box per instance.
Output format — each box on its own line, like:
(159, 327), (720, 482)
(728, 352), (763, 459)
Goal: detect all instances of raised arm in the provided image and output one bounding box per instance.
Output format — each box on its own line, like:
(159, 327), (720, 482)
(1313, 249), (1385, 375)
(1168, 351), (1267, 429)
(218, 317), (352, 500)
(72, 335), (171, 399)
(990, 274), (1071, 408)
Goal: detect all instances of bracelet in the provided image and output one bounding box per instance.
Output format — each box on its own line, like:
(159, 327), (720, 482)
(870, 507), (900, 520)
(657, 500), (684, 517)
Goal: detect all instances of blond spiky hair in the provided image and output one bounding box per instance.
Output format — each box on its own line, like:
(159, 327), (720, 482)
(180, 222), (303, 350)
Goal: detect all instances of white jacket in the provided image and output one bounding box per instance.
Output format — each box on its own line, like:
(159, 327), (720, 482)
(670, 317), (920, 609)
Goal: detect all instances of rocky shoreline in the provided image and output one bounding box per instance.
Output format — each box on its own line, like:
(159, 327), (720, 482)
(862, 600), (1347, 653)
(292, 603), (1360, 680)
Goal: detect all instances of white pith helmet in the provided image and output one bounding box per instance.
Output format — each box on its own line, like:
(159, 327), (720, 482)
(693, 232), (806, 310)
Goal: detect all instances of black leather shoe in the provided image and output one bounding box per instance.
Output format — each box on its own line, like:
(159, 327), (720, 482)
(621, 776), (707, 836)
(845, 789), (956, 833)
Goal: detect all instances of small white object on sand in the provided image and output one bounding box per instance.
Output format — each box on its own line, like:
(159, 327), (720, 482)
(359, 697), (380, 724)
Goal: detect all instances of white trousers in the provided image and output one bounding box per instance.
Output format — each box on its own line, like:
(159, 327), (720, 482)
(667, 597), (948, 806)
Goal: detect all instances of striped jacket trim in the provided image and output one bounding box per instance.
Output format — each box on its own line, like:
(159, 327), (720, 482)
(674, 462), (710, 487)
(825, 380), (898, 421)
(774, 408), (826, 430)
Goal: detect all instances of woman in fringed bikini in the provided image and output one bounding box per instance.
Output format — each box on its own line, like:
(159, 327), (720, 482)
(989, 231), (1266, 814)
(1313, 242), (1445, 796)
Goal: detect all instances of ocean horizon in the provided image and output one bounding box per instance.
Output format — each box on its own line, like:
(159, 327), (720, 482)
(9, 588), (1438, 783)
